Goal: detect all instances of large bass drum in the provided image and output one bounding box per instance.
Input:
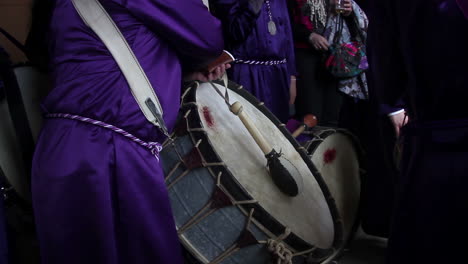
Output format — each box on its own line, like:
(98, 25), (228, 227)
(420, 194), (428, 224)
(161, 81), (343, 264)
(301, 127), (364, 257)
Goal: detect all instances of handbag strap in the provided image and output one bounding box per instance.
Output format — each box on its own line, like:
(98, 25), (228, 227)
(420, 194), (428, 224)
(345, 14), (365, 42)
(71, 0), (169, 135)
(332, 16), (344, 45)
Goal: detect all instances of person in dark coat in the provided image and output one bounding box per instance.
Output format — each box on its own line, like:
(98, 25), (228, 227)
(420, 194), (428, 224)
(370, 0), (468, 263)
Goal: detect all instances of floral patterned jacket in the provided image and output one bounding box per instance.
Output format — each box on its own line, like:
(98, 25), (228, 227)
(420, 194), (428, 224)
(324, 1), (369, 100)
(289, 0), (369, 100)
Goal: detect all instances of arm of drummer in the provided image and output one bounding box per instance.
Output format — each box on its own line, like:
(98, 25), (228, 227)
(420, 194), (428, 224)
(123, 0), (224, 67)
(209, 0), (263, 45)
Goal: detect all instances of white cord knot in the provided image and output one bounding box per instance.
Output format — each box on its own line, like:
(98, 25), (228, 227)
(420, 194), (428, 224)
(267, 239), (293, 264)
(147, 142), (163, 157)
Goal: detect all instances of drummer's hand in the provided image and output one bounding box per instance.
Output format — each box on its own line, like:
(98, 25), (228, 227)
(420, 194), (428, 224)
(341, 0), (353, 16)
(389, 110), (409, 138)
(289, 76), (297, 105)
(185, 64), (231, 82)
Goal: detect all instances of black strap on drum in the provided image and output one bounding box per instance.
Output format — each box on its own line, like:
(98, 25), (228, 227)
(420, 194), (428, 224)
(0, 31), (35, 182)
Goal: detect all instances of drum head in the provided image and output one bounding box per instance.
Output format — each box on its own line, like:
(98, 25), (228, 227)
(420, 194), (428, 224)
(305, 128), (361, 242)
(194, 82), (335, 248)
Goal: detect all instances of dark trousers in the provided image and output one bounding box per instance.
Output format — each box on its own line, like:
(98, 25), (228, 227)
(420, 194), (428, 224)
(294, 48), (341, 127)
(387, 120), (468, 264)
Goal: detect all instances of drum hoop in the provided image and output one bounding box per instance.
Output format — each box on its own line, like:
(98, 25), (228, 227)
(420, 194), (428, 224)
(172, 81), (344, 255)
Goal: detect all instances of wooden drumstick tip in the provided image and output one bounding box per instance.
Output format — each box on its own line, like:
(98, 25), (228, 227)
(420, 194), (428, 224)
(292, 114), (318, 138)
(230, 101), (272, 155)
(230, 101), (243, 116)
(303, 114), (318, 127)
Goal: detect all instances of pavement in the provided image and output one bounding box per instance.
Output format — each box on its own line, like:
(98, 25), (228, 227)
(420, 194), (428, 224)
(335, 230), (387, 264)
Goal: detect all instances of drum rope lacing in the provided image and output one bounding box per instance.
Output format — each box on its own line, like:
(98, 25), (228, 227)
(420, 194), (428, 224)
(259, 227), (318, 264)
(264, 228), (294, 264)
(45, 113), (163, 160)
(176, 172), (257, 234)
(210, 209), (257, 264)
(164, 139), (226, 189)
(210, 210), (315, 264)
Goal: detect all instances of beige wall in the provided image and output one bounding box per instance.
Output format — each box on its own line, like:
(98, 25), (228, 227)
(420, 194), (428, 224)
(0, 0), (33, 63)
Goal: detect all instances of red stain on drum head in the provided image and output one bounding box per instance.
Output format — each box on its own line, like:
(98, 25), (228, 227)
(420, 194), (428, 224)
(202, 106), (215, 128)
(324, 148), (337, 164)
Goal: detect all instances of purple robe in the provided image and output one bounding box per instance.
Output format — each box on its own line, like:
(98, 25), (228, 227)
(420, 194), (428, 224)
(211, 0), (296, 122)
(31, 1), (223, 263)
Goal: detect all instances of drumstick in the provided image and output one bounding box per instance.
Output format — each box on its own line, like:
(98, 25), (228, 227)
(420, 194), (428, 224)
(291, 114), (318, 138)
(205, 50), (235, 73)
(230, 102), (302, 197)
(230, 102), (272, 154)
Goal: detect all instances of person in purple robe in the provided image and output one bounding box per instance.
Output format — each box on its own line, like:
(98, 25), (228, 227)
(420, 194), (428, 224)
(370, 0), (468, 263)
(25, 0), (226, 263)
(209, 0), (297, 122)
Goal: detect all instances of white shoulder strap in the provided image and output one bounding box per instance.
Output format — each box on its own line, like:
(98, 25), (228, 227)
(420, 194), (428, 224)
(71, 0), (168, 134)
(202, 0), (210, 9)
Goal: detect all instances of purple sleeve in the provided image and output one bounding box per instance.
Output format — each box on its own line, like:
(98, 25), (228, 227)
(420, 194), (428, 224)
(122, 0), (224, 63)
